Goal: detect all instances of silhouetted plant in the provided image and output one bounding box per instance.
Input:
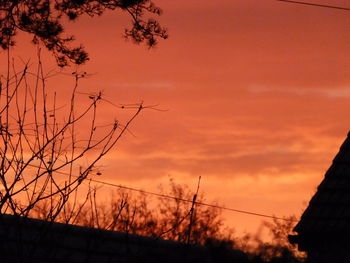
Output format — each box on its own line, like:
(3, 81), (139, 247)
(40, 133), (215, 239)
(0, 0), (168, 66)
(155, 178), (230, 244)
(248, 216), (306, 263)
(49, 178), (234, 245)
(31, 177), (307, 262)
(0, 55), (144, 220)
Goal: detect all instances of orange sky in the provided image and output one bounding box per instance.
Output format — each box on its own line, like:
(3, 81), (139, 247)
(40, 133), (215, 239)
(2, 0), (350, 236)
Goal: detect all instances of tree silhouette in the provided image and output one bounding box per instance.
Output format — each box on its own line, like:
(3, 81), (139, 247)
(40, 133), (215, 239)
(34, 179), (233, 245)
(0, 0), (167, 224)
(0, 0), (168, 66)
(0, 56), (145, 220)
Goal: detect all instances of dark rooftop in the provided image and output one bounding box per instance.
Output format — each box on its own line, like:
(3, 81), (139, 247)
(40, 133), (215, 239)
(291, 131), (350, 262)
(0, 213), (248, 263)
(294, 131), (350, 236)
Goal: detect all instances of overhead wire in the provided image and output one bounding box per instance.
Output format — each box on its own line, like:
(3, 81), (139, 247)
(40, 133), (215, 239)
(20, 161), (297, 222)
(81, 175), (297, 222)
(277, 0), (350, 11)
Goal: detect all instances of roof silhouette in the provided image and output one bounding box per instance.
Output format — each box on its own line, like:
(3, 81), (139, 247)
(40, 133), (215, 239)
(0, 213), (248, 263)
(291, 131), (350, 262)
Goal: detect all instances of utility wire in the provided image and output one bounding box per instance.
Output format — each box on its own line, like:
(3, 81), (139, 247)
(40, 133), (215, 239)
(19, 163), (297, 222)
(277, 0), (350, 11)
(85, 176), (297, 222)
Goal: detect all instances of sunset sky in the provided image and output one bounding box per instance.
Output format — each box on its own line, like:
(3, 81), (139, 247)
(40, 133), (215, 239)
(2, 0), (350, 236)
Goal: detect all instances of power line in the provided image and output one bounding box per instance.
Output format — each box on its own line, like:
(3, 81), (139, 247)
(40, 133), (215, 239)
(87, 177), (297, 222)
(18, 163), (298, 222)
(277, 0), (350, 11)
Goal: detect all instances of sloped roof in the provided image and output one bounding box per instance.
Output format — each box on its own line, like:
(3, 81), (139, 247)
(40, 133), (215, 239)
(0, 214), (248, 263)
(294, 131), (350, 237)
(0, 213), (204, 263)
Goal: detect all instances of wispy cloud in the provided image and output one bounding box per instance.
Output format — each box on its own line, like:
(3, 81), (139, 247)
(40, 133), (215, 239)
(249, 85), (350, 98)
(113, 82), (173, 90)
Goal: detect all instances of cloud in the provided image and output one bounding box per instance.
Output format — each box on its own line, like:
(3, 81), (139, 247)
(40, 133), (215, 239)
(113, 82), (174, 90)
(249, 85), (350, 98)
(103, 124), (342, 183)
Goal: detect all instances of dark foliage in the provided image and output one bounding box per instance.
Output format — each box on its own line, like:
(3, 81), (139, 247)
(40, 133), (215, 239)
(0, 0), (167, 66)
(33, 179), (305, 263)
